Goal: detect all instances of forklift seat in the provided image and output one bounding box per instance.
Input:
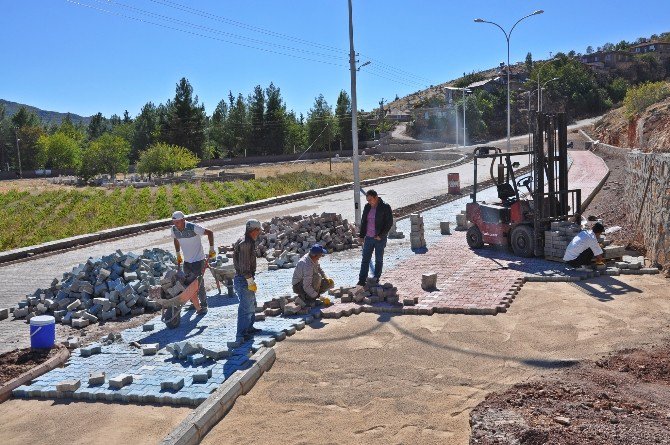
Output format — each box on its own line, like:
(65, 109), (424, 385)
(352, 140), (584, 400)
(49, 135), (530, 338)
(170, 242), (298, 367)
(497, 183), (516, 202)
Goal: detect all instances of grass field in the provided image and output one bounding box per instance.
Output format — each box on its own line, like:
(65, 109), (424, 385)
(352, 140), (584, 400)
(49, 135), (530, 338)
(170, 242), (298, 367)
(0, 158), (451, 251)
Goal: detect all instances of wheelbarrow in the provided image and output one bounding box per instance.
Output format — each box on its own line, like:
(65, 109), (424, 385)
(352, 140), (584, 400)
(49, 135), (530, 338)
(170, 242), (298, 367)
(208, 262), (236, 297)
(159, 265), (205, 329)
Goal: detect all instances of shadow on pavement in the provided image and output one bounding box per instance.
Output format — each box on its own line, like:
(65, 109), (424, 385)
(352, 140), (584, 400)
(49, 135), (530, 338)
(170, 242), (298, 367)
(570, 276), (643, 302)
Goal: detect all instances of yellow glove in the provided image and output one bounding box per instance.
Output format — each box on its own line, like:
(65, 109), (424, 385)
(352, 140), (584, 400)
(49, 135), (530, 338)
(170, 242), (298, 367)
(208, 246), (216, 259)
(246, 277), (258, 293)
(595, 258), (605, 266)
(320, 296), (331, 306)
(176, 252), (183, 265)
(326, 278), (334, 287)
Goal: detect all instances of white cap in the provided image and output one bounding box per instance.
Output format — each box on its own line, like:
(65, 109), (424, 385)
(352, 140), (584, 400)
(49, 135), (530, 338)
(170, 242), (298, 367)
(246, 219), (262, 232)
(172, 211), (185, 220)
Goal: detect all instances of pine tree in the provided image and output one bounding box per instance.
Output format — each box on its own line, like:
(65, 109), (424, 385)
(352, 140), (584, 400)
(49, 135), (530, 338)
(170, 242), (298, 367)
(163, 77), (207, 157)
(335, 90), (352, 150)
(306, 94), (334, 152)
(132, 102), (159, 161)
(265, 82), (286, 155)
(247, 85), (265, 155)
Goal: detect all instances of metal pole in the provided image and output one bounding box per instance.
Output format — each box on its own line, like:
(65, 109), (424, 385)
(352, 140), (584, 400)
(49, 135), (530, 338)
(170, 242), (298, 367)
(15, 133), (22, 178)
(506, 36), (511, 152)
(463, 88), (467, 147)
(348, 0), (362, 225)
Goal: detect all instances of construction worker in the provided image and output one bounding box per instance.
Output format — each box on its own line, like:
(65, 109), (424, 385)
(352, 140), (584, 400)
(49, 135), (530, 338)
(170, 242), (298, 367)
(292, 245), (334, 304)
(357, 189), (393, 286)
(168, 211), (216, 325)
(563, 222), (605, 268)
(233, 219), (262, 341)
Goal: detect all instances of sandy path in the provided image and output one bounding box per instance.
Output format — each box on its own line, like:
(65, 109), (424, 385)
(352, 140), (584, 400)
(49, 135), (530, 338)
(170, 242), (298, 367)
(202, 274), (670, 445)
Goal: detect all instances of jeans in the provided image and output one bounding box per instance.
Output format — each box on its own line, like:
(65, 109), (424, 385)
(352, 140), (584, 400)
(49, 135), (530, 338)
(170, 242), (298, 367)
(567, 248), (595, 268)
(292, 272), (332, 301)
(234, 275), (256, 338)
(358, 236), (387, 285)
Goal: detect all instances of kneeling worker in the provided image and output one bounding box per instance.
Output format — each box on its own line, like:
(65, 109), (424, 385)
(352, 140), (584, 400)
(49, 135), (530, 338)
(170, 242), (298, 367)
(563, 222), (605, 268)
(292, 245), (334, 303)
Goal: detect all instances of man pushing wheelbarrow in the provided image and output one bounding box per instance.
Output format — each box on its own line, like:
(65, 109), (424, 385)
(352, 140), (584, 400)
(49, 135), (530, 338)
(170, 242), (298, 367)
(162, 211), (216, 329)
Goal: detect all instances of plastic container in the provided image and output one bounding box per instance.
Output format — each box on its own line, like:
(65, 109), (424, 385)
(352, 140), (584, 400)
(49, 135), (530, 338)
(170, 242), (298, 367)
(448, 173), (461, 194)
(30, 315), (56, 349)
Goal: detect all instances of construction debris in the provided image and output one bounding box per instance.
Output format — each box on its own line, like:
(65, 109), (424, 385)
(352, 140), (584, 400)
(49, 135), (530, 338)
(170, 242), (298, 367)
(410, 213), (427, 250)
(12, 249), (174, 327)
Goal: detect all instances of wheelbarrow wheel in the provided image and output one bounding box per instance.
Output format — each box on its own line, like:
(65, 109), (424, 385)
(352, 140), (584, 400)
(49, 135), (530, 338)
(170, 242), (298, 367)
(162, 306), (181, 329)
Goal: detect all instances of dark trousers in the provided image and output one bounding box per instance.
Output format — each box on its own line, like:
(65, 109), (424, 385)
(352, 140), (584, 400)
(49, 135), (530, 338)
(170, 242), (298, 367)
(358, 236), (387, 285)
(567, 248), (595, 268)
(183, 260), (207, 308)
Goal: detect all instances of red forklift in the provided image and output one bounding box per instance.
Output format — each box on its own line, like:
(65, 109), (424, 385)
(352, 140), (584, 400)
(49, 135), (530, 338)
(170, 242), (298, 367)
(465, 113), (582, 257)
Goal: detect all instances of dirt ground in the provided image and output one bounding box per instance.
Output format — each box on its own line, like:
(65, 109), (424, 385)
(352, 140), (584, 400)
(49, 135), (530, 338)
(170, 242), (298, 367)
(470, 342), (670, 444)
(0, 347), (60, 385)
(200, 273), (670, 445)
(0, 399), (190, 445)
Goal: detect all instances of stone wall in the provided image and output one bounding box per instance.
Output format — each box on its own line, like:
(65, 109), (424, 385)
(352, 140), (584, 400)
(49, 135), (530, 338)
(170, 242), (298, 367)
(625, 152), (670, 267)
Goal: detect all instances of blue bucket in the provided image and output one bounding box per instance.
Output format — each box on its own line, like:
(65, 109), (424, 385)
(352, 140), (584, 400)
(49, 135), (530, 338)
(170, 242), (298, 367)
(30, 315), (56, 349)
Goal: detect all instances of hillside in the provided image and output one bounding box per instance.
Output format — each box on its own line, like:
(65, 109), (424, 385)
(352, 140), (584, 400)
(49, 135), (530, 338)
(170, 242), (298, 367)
(593, 95), (670, 152)
(0, 99), (91, 126)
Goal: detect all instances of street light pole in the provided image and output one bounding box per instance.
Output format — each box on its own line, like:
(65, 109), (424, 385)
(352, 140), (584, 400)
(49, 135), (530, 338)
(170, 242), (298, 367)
(15, 132), (22, 178)
(540, 77), (559, 112)
(474, 10), (543, 152)
(348, 0), (361, 226)
(536, 59), (555, 110)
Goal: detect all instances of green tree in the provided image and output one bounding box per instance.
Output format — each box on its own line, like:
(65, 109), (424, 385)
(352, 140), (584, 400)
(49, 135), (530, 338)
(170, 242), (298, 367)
(87, 112), (108, 139)
(86, 133), (130, 178)
(36, 132), (81, 169)
(209, 99), (229, 157)
(227, 92), (249, 156)
(136, 142), (199, 176)
(10, 107), (39, 128)
(623, 81), (670, 118)
(247, 85), (266, 155)
(132, 102), (160, 161)
(306, 94), (334, 152)
(265, 82), (286, 155)
(335, 90), (352, 150)
(606, 77), (629, 104)
(16, 126), (45, 170)
(525, 52), (533, 73)
(284, 111), (306, 153)
(163, 78), (207, 158)
(58, 114), (86, 142)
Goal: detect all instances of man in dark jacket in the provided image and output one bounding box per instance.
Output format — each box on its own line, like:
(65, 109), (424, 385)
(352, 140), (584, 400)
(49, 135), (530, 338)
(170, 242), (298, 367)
(357, 189), (393, 286)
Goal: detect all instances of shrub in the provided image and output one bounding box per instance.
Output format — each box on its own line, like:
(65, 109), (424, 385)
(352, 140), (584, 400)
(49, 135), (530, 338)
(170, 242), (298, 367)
(623, 81), (670, 118)
(137, 143), (199, 176)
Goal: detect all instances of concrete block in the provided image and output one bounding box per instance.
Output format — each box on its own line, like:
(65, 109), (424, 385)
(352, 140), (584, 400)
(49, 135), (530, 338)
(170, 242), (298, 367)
(0, 308), (10, 320)
(202, 345), (229, 360)
(72, 318), (90, 329)
(82, 312), (99, 324)
(88, 372), (106, 386)
(161, 377), (184, 391)
(440, 221), (451, 235)
(142, 323), (155, 332)
(640, 268), (660, 275)
(421, 273), (437, 291)
(66, 299), (81, 311)
(80, 345), (102, 357)
(192, 368), (213, 383)
(56, 379), (81, 392)
(142, 343), (159, 355)
(109, 374), (133, 389)
(188, 353), (206, 366)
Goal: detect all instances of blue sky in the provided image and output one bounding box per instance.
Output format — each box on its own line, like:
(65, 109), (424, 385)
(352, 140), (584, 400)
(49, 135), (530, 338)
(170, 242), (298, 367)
(1, 0), (668, 118)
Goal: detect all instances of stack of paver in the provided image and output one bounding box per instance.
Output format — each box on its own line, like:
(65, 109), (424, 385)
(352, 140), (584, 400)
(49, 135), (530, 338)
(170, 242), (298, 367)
(340, 278), (400, 305)
(12, 249), (173, 327)
(222, 213), (359, 271)
(262, 294), (311, 317)
(388, 222), (405, 239)
(409, 213), (427, 250)
(455, 210), (468, 231)
(543, 221), (582, 261)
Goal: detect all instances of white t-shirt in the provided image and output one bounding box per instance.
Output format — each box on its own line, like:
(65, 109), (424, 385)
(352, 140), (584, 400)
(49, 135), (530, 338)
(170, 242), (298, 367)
(563, 230), (603, 261)
(172, 222), (207, 263)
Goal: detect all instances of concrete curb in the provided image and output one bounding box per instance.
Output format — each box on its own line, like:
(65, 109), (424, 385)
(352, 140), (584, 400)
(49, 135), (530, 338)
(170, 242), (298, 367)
(0, 345), (70, 404)
(575, 131), (612, 210)
(161, 347), (276, 445)
(0, 155), (469, 265)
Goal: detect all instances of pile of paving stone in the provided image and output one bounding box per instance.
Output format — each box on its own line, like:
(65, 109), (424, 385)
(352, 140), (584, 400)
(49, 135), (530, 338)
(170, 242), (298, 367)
(334, 278), (402, 305)
(261, 294), (312, 317)
(246, 213), (359, 271)
(12, 249), (175, 327)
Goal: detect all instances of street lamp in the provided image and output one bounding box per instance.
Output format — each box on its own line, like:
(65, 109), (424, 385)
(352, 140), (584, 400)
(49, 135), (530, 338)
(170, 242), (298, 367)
(445, 86), (471, 147)
(15, 132), (22, 178)
(540, 77), (559, 112)
(535, 58), (555, 110)
(348, 0), (362, 226)
(475, 10), (544, 152)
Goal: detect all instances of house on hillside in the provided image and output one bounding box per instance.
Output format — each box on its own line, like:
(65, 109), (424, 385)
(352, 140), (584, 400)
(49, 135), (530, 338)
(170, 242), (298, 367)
(581, 50), (635, 71)
(385, 108), (411, 122)
(630, 40), (670, 59)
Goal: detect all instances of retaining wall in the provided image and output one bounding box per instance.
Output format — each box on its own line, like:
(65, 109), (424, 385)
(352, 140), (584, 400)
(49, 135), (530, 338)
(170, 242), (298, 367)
(625, 152), (670, 267)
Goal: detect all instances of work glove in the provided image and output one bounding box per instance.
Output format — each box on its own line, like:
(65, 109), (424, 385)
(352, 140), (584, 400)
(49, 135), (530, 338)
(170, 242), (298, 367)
(320, 296), (331, 306)
(326, 278), (334, 288)
(176, 252), (183, 266)
(208, 246), (216, 260)
(595, 258), (605, 266)
(246, 277), (258, 293)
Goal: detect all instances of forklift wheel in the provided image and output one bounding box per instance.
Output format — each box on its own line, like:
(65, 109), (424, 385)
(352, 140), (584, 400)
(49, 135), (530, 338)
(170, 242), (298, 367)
(466, 225), (484, 249)
(510, 225), (534, 257)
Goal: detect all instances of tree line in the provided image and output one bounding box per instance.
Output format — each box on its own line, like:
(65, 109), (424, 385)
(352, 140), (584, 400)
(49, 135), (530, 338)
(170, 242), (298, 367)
(0, 78), (371, 178)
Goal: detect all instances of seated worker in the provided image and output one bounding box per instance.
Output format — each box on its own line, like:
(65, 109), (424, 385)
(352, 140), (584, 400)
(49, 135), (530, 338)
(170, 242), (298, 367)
(292, 245), (334, 303)
(563, 222), (605, 268)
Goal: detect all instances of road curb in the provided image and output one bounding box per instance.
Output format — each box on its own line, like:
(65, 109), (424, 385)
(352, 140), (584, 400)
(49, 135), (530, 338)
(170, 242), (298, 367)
(161, 347), (276, 445)
(0, 155), (469, 265)
(0, 345), (70, 404)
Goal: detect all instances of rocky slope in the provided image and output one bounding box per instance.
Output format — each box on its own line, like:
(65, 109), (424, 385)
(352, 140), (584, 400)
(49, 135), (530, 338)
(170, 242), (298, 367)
(593, 96), (670, 152)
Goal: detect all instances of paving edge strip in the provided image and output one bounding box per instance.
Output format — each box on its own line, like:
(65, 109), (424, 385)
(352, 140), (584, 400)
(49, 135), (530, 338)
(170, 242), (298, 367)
(0, 155), (469, 265)
(161, 347), (276, 445)
(0, 346), (70, 404)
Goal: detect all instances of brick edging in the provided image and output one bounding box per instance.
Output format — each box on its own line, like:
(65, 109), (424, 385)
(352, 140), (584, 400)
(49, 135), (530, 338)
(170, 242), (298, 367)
(0, 345), (70, 404)
(0, 155), (469, 265)
(161, 347), (276, 445)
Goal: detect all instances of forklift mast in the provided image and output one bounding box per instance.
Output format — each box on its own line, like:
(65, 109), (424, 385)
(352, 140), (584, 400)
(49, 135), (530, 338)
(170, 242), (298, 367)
(532, 112), (582, 256)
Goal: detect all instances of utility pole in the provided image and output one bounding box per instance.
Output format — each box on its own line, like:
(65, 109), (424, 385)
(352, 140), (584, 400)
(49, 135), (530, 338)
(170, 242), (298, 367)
(348, 0), (362, 225)
(462, 89), (467, 147)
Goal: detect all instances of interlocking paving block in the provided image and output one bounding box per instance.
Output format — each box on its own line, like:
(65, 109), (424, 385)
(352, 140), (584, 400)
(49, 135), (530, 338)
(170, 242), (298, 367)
(202, 345), (229, 360)
(640, 268), (660, 274)
(192, 368), (213, 383)
(0, 308), (9, 320)
(56, 379), (81, 392)
(109, 374), (133, 389)
(142, 323), (155, 332)
(161, 377), (185, 391)
(188, 354), (206, 366)
(142, 343), (159, 356)
(88, 372), (106, 386)
(80, 344), (102, 357)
